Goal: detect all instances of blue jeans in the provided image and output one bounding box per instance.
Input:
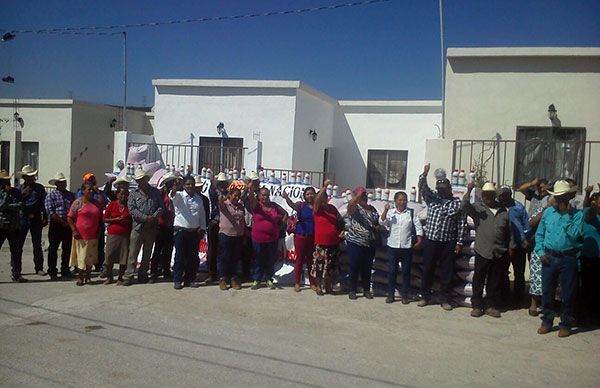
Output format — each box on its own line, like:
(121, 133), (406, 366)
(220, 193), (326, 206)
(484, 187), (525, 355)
(541, 254), (578, 330)
(252, 240), (278, 282)
(218, 233), (243, 281)
(173, 230), (200, 285)
(19, 218), (44, 272)
(347, 241), (376, 293)
(387, 247), (412, 298)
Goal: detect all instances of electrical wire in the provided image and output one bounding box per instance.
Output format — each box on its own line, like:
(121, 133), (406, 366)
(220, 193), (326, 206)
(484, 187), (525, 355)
(5, 0), (391, 36)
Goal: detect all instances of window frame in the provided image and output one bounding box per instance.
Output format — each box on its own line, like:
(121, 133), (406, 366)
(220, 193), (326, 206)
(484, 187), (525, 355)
(366, 149), (408, 190)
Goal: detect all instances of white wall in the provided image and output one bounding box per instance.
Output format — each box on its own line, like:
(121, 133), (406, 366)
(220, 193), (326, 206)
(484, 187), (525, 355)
(292, 88), (335, 173)
(0, 100), (72, 188)
(153, 83), (297, 171)
(334, 102), (441, 191)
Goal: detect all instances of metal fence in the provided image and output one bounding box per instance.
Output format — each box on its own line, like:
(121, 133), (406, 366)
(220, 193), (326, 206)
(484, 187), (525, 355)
(452, 139), (600, 189)
(261, 168), (335, 188)
(128, 141), (246, 175)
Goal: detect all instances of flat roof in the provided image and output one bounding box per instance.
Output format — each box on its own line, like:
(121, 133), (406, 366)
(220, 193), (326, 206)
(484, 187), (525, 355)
(0, 98), (73, 106)
(447, 47), (600, 58)
(339, 100), (441, 107)
(152, 79), (301, 89)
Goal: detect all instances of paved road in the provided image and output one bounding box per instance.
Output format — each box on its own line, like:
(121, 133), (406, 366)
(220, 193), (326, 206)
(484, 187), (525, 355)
(1, 244), (599, 387)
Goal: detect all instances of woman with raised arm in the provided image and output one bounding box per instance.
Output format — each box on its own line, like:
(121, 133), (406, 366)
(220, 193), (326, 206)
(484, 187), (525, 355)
(217, 186), (246, 290)
(311, 180), (344, 296)
(247, 187), (288, 290)
(283, 186), (316, 292)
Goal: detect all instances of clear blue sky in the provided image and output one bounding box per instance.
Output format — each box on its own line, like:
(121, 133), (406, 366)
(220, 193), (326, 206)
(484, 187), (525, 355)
(1, 0), (599, 106)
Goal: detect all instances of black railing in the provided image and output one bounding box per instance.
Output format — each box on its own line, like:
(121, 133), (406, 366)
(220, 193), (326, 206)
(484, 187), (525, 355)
(452, 139), (600, 189)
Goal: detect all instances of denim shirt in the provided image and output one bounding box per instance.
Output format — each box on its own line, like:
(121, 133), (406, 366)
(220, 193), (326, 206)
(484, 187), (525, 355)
(508, 201), (529, 248)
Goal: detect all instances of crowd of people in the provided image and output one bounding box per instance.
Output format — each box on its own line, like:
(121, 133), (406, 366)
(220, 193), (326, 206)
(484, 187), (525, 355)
(0, 162), (599, 338)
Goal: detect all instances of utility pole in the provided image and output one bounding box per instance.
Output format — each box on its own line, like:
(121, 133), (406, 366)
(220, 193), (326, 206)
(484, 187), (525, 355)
(439, 0), (445, 139)
(122, 31), (127, 131)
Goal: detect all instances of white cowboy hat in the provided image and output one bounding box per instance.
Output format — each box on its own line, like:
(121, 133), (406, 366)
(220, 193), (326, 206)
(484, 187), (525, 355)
(158, 171), (179, 188)
(194, 175), (204, 187)
(0, 169), (12, 180)
(216, 172), (229, 182)
(133, 168), (150, 181)
(114, 173), (133, 186)
(247, 171), (260, 181)
(48, 172), (67, 186)
(19, 164), (37, 177)
(547, 180), (577, 197)
(481, 182), (496, 192)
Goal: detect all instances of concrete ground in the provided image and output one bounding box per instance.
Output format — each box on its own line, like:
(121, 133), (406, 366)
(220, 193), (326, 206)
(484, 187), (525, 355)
(1, 241), (599, 388)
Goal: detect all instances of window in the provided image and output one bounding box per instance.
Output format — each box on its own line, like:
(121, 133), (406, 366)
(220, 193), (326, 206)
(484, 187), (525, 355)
(21, 142), (39, 171)
(366, 150), (408, 189)
(514, 127), (586, 185)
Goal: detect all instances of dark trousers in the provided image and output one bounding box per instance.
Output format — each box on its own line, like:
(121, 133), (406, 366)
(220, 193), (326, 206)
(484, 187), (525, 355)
(420, 238), (456, 303)
(1, 228), (23, 278)
(47, 221), (72, 277)
(387, 247), (412, 298)
(151, 224), (174, 276)
(541, 254), (578, 330)
(96, 223), (106, 270)
(501, 248), (527, 303)
(294, 234), (315, 286)
(173, 229), (200, 285)
(347, 241), (376, 294)
(217, 233), (243, 281)
(579, 256), (600, 324)
(241, 230), (253, 278)
(19, 218), (44, 272)
(252, 240), (278, 282)
(472, 254), (505, 310)
(206, 221), (219, 278)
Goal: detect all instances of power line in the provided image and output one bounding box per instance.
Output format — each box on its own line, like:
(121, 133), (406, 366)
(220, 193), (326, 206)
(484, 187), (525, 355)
(5, 0), (391, 36)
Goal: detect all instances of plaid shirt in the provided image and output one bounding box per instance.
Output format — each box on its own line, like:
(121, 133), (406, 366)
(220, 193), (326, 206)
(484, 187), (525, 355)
(128, 186), (164, 231)
(418, 174), (467, 245)
(44, 189), (75, 221)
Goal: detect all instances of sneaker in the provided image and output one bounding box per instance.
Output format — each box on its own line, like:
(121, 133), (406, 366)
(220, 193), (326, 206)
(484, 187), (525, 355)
(441, 302), (454, 311)
(417, 299), (429, 307)
(471, 308), (484, 318)
(348, 292), (357, 300)
(401, 297), (410, 305)
(36, 270), (47, 276)
(99, 268), (108, 279)
(385, 296), (394, 304)
(219, 279), (228, 290)
(558, 328), (571, 338)
(537, 325), (551, 335)
(364, 291), (374, 300)
(266, 280), (276, 290)
(485, 308), (501, 318)
(11, 276), (28, 283)
(250, 281), (259, 290)
(174, 283), (184, 290)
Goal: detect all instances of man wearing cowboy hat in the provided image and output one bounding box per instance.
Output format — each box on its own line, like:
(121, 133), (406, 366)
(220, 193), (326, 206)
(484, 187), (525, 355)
(123, 168), (164, 286)
(16, 164), (48, 276)
(417, 163), (467, 311)
(204, 172), (230, 283)
(535, 180), (585, 338)
(0, 169), (26, 282)
(463, 182), (515, 318)
(44, 172), (75, 280)
(149, 171), (179, 282)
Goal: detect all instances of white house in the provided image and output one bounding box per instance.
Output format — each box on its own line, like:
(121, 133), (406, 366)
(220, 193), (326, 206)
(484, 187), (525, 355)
(0, 99), (152, 190)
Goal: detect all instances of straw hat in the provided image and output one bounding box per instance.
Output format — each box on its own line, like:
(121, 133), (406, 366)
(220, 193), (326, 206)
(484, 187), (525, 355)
(247, 171), (260, 181)
(114, 173), (133, 186)
(194, 175), (204, 187)
(158, 171), (179, 188)
(48, 172), (67, 186)
(133, 168), (149, 181)
(19, 165), (37, 177)
(481, 182), (496, 192)
(547, 180), (577, 197)
(0, 169), (12, 180)
(216, 172), (229, 182)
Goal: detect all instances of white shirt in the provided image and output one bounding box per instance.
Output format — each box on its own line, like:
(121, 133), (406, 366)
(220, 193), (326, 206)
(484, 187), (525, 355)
(379, 207), (424, 249)
(171, 190), (207, 230)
